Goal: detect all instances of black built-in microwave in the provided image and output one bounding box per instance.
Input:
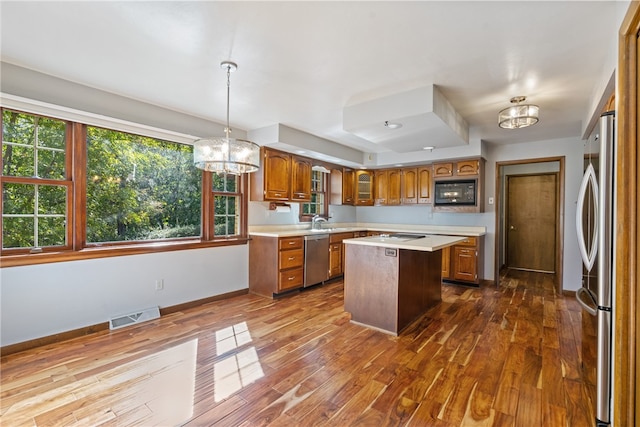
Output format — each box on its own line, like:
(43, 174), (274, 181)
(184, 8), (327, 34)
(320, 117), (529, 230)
(434, 179), (476, 206)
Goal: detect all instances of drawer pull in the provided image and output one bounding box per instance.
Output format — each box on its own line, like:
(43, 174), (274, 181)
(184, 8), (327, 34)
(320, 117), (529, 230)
(288, 256), (295, 260)
(288, 276), (295, 281)
(288, 241), (295, 245)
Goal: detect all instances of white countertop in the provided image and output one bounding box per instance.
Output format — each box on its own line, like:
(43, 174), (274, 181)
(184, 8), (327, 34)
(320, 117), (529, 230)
(249, 223), (486, 238)
(343, 234), (467, 252)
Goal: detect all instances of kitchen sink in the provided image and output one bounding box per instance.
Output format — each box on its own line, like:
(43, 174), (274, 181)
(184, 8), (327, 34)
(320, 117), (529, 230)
(308, 227), (351, 233)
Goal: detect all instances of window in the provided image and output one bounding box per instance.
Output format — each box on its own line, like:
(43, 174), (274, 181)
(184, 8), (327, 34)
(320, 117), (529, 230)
(301, 170), (327, 219)
(86, 126), (201, 244)
(1, 110), (71, 252)
(212, 173), (240, 236)
(1, 108), (249, 264)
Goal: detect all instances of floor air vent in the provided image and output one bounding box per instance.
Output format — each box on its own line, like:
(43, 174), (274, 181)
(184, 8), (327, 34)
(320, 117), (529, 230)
(109, 306), (160, 330)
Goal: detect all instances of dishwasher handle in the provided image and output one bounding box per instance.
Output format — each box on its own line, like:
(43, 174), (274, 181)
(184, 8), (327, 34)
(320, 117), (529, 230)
(304, 234), (329, 241)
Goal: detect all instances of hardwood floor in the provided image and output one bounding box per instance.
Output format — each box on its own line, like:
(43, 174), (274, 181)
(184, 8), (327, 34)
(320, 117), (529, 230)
(1, 270), (595, 426)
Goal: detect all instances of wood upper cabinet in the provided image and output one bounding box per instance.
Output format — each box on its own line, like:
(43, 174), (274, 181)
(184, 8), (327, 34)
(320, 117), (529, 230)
(262, 148), (291, 200)
(387, 169), (401, 205)
(456, 159), (480, 176)
(401, 168), (418, 204)
(374, 169), (400, 206)
(433, 162), (454, 177)
(434, 159), (481, 178)
(330, 167), (355, 205)
(250, 148), (312, 202)
(342, 168), (355, 205)
(354, 170), (374, 206)
(417, 166), (433, 204)
(374, 170), (388, 206)
(290, 155), (312, 202)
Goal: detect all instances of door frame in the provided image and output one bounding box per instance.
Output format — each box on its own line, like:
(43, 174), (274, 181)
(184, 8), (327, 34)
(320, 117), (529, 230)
(494, 156), (565, 293)
(614, 2), (640, 424)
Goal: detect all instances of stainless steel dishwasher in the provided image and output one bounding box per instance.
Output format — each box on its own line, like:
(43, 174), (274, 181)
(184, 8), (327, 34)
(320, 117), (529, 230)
(303, 234), (329, 287)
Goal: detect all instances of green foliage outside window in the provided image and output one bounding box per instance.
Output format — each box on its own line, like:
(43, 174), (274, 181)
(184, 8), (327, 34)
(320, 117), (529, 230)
(86, 127), (201, 243)
(212, 173), (239, 236)
(2, 111), (68, 249)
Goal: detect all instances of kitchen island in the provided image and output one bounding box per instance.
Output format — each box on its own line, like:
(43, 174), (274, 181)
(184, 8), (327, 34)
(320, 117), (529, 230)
(343, 234), (465, 335)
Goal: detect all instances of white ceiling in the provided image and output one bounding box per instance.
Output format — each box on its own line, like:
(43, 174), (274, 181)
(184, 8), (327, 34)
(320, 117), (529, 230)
(0, 1), (618, 162)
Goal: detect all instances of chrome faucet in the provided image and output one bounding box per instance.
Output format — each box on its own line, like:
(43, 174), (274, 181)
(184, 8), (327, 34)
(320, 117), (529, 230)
(312, 214), (328, 230)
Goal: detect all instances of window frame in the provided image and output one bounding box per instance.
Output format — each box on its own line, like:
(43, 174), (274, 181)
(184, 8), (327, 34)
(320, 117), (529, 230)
(1, 107), (250, 268)
(299, 169), (329, 222)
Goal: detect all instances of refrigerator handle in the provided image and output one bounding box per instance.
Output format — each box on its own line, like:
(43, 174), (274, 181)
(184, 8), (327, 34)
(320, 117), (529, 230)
(576, 163), (599, 272)
(576, 287), (598, 316)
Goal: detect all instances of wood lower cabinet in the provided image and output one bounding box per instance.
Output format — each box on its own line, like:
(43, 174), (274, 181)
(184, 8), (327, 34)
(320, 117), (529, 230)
(441, 235), (483, 286)
(249, 235), (304, 297)
(441, 246), (451, 279)
(328, 231), (365, 278)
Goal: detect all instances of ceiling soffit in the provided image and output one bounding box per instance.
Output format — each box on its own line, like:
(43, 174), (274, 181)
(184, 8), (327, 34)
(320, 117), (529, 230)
(343, 85), (469, 153)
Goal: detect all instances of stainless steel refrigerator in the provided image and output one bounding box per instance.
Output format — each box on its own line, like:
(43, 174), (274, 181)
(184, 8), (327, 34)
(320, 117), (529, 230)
(576, 111), (614, 426)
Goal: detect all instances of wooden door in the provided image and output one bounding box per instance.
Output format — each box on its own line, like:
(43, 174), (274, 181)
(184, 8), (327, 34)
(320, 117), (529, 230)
(401, 168), (417, 204)
(263, 149), (290, 201)
(433, 162), (453, 177)
(456, 160), (479, 176)
(387, 169), (401, 205)
(506, 173), (557, 272)
(342, 168), (355, 205)
(453, 246), (476, 281)
(329, 242), (342, 277)
(354, 170), (373, 206)
(417, 166), (432, 203)
(290, 156), (311, 201)
(441, 246), (451, 279)
(374, 170), (388, 206)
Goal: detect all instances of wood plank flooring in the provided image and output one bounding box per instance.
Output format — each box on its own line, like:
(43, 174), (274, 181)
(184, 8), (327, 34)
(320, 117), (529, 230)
(0, 270), (595, 426)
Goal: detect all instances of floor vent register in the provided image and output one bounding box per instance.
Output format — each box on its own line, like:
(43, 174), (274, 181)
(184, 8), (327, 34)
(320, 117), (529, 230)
(109, 306), (160, 330)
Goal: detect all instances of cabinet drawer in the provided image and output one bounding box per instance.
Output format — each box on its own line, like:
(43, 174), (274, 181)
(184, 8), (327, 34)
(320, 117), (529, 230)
(279, 236), (303, 250)
(279, 248), (304, 269)
(279, 267), (304, 291)
(457, 236), (477, 247)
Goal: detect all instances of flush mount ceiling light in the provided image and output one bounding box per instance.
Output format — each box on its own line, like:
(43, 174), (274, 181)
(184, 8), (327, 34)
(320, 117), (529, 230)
(498, 96), (539, 129)
(193, 61), (260, 174)
(384, 120), (403, 129)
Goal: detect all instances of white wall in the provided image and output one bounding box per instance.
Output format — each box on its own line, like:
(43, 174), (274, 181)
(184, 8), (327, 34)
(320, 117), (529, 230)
(486, 137), (584, 292)
(0, 245), (248, 347)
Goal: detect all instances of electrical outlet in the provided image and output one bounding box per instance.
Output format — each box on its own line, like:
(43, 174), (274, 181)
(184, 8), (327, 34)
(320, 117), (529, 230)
(155, 279), (164, 291)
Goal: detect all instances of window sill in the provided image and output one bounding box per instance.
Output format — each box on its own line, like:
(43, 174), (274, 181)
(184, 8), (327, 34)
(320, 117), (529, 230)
(0, 237), (249, 268)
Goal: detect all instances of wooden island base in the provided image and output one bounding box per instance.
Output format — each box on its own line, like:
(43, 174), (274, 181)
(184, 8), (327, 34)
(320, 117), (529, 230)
(343, 244), (442, 335)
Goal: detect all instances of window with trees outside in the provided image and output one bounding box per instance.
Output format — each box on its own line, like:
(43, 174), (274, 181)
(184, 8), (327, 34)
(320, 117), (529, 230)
(1, 108), (249, 265)
(301, 170), (327, 218)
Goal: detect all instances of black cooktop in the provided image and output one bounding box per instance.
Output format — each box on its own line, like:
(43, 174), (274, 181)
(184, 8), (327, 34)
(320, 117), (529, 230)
(388, 233), (427, 239)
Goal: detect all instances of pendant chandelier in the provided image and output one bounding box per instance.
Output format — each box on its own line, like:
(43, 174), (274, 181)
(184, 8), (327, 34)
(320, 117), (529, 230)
(498, 96), (540, 129)
(193, 61), (260, 174)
